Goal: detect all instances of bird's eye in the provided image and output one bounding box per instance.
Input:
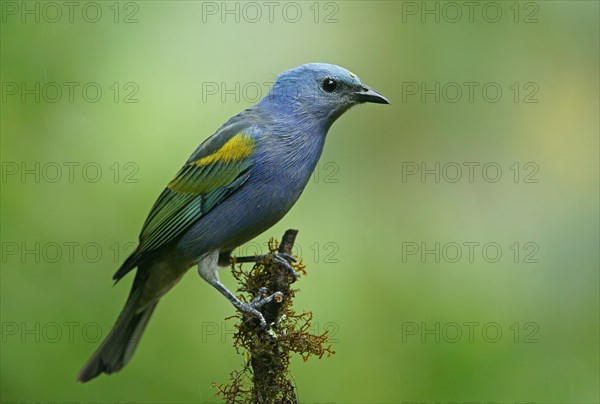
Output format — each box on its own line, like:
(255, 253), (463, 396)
(321, 78), (338, 93)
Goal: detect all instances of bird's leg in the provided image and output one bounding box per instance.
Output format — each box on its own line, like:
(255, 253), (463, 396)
(233, 253), (298, 281)
(198, 251), (282, 328)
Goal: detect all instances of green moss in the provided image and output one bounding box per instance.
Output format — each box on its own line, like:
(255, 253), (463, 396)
(213, 232), (334, 403)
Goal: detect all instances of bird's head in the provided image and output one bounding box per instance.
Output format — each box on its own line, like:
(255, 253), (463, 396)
(259, 63), (389, 127)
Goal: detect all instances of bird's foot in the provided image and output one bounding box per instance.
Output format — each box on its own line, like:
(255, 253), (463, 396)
(241, 288), (284, 328)
(233, 253), (298, 281)
(272, 253), (298, 280)
(211, 281), (283, 329)
(251, 287), (283, 307)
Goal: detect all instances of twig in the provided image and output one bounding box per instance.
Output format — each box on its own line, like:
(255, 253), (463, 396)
(214, 229), (335, 403)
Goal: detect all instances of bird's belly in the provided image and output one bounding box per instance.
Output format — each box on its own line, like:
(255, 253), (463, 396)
(176, 171), (308, 260)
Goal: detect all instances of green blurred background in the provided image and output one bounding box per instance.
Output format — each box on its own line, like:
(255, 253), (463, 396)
(1, 1), (598, 403)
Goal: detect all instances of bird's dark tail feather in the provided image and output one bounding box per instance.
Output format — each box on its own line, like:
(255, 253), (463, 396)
(77, 284), (157, 383)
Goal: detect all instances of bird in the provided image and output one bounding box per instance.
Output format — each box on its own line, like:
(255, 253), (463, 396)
(77, 63), (389, 382)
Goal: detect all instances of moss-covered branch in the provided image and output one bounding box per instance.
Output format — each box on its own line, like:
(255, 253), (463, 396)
(214, 229), (335, 403)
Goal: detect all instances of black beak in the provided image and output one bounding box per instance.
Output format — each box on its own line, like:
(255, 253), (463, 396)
(355, 85), (390, 104)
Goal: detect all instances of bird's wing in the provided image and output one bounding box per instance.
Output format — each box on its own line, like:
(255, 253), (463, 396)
(113, 126), (256, 281)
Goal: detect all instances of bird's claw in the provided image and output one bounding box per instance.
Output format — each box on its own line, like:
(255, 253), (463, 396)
(242, 289), (284, 328)
(275, 253), (297, 263)
(251, 287), (269, 305)
(271, 253), (298, 281)
(228, 251), (295, 327)
(232, 252), (299, 281)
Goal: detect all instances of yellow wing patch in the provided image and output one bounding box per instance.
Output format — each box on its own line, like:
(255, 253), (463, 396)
(192, 133), (255, 167)
(167, 133), (254, 194)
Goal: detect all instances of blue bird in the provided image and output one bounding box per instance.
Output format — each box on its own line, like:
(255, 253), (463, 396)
(77, 63), (389, 382)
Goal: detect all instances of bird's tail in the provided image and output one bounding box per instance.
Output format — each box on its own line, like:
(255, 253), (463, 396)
(77, 279), (157, 383)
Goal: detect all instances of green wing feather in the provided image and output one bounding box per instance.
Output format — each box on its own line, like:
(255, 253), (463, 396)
(138, 158), (251, 252)
(113, 131), (255, 281)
